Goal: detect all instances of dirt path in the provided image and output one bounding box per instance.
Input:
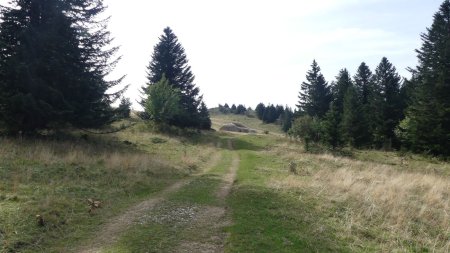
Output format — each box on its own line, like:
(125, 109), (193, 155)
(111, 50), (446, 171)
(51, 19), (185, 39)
(76, 151), (223, 253)
(174, 140), (239, 253)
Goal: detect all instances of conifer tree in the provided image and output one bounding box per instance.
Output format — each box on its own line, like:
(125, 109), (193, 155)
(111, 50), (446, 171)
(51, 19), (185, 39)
(321, 69), (352, 148)
(323, 102), (341, 149)
(353, 62), (375, 146)
(0, 0), (123, 132)
(142, 27), (208, 128)
(117, 98), (132, 119)
(331, 69), (353, 114)
(263, 104), (278, 123)
(340, 85), (364, 147)
(236, 104), (246, 115)
(297, 60), (332, 118)
(401, 0), (450, 155)
(373, 57), (403, 148)
(281, 107), (294, 133)
(231, 104), (237, 114)
(198, 102), (212, 130)
(255, 103), (266, 120)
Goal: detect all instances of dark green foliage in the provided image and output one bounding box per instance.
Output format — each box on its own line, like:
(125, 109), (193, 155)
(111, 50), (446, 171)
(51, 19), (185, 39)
(353, 62), (376, 146)
(340, 85), (364, 147)
(262, 105), (277, 123)
(322, 102), (341, 149)
(317, 69), (353, 149)
(236, 104), (247, 115)
(0, 0), (123, 133)
(373, 57), (403, 148)
(255, 103), (266, 120)
(117, 98), (132, 119)
(401, 0), (450, 155)
(218, 103), (246, 115)
(231, 104), (237, 114)
(354, 62), (382, 147)
(281, 107), (294, 133)
(331, 69), (353, 114)
(198, 102), (211, 130)
(262, 104), (283, 124)
(218, 104), (230, 114)
(141, 27), (209, 129)
(354, 62), (373, 105)
(297, 60), (332, 118)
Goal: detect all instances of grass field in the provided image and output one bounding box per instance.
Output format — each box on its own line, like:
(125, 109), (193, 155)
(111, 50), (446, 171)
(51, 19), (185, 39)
(1, 114), (449, 252)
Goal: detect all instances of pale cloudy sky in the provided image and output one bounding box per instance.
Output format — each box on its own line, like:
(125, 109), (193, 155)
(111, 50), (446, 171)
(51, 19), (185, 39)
(103, 0), (442, 109)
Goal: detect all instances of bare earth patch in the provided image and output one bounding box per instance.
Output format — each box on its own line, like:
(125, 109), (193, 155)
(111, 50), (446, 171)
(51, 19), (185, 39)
(77, 180), (189, 253)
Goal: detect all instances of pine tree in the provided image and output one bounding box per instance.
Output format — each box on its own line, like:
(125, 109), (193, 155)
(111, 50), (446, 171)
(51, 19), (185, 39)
(231, 104), (237, 114)
(0, 0), (123, 133)
(402, 0), (450, 155)
(117, 98), (132, 119)
(332, 69), (353, 114)
(373, 57), (403, 148)
(353, 62), (375, 146)
(340, 85), (364, 147)
(320, 69), (353, 148)
(198, 102), (211, 130)
(323, 102), (341, 149)
(255, 103), (266, 120)
(142, 27), (208, 128)
(263, 104), (278, 123)
(236, 104), (246, 114)
(281, 107), (294, 133)
(297, 60), (332, 118)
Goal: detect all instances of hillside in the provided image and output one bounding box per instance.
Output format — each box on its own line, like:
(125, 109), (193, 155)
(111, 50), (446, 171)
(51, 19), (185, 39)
(0, 116), (449, 252)
(210, 110), (284, 135)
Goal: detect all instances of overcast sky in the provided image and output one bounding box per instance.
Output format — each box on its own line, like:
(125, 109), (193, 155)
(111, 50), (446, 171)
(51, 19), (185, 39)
(103, 0), (442, 109)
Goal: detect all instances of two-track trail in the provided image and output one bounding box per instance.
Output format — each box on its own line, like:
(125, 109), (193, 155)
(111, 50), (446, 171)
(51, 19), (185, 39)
(174, 139), (239, 253)
(77, 139), (239, 253)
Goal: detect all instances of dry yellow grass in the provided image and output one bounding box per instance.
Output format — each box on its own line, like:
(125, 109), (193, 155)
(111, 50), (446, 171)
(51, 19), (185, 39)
(268, 142), (450, 252)
(0, 137), (170, 173)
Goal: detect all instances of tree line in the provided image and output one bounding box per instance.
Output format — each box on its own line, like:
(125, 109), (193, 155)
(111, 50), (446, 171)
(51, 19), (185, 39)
(0, 0), (211, 134)
(218, 104), (249, 115)
(290, 0), (450, 156)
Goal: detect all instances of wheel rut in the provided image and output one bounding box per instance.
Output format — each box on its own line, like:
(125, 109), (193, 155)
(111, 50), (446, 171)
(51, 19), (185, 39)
(174, 139), (239, 253)
(76, 150), (223, 253)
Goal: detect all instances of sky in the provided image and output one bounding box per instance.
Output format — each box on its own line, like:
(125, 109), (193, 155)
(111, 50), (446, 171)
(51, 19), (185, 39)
(102, 0), (443, 109)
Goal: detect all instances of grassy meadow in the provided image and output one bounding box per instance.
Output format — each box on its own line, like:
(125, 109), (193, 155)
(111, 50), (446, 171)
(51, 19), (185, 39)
(0, 114), (449, 252)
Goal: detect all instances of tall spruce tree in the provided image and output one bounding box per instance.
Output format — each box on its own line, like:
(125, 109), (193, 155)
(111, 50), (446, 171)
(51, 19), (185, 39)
(373, 57), (403, 148)
(142, 27), (209, 129)
(0, 0), (123, 133)
(281, 106), (294, 133)
(297, 60), (332, 118)
(340, 85), (364, 147)
(323, 102), (341, 149)
(332, 69), (353, 114)
(321, 69), (353, 148)
(353, 62), (375, 146)
(198, 102), (212, 130)
(401, 0), (450, 155)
